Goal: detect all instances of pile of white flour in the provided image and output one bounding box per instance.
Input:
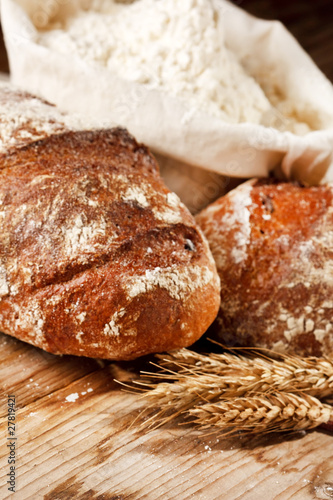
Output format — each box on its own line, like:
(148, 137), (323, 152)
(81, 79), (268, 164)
(38, 0), (311, 133)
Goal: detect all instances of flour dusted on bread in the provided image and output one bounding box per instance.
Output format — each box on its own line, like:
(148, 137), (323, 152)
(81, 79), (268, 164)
(196, 179), (333, 357)
(0, 85), (220, 360)
(37, 0), (311, 133)
(0, 83), (84, 155)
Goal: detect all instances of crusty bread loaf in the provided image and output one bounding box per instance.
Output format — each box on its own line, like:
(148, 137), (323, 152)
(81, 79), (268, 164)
(196, 178), (333, 357)
(0, 86), (220, 360)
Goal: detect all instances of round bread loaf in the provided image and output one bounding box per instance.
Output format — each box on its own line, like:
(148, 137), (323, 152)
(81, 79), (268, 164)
(0, 127), (220, 360)
(196, 178), (333, 357)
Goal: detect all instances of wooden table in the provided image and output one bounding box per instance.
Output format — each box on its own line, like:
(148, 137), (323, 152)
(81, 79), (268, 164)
(1, 333), (333, 500)
(1, 2), (333, 499)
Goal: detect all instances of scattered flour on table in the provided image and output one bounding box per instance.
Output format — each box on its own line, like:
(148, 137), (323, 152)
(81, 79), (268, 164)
(37, 0), (311, 133)
(65, 393), (79, 402)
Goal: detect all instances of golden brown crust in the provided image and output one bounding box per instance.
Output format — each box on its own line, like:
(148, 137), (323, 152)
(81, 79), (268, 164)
(196, 178), (333, 357)
(0, 127), (220, 360)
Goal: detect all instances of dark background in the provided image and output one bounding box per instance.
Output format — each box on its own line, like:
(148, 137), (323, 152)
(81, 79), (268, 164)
(0, 1), (332, 81)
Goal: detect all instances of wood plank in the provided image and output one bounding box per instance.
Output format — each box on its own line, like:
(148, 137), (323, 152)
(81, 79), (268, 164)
(0, 333), (333, 499)
(0, 335), (104, 417)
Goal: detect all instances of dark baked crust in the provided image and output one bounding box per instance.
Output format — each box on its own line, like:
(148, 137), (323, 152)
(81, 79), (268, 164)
(196, 178), (333, 357)
(0, 128), (220, 360)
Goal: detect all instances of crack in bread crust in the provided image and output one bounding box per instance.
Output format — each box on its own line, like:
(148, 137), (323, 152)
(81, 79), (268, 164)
(0, 113), (220, 360)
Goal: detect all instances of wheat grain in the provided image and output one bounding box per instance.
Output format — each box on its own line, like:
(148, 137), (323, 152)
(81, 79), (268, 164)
(135, 347), (333, 434)
(153, 348), (333, 398)
(189, 393), (333, 435)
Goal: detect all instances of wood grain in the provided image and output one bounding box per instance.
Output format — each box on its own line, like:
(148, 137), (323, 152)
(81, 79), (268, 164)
(1, 333), (333, 500)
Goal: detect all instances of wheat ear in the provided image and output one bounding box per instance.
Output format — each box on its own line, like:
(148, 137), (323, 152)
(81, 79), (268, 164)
(189, 393), (333, 436)
(152, 348), (333, 398)
(135, 348), (333, 434)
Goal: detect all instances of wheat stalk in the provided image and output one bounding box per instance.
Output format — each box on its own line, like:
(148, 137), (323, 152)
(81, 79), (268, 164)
(134, 347), (333, 435)
(188, 393), (333, 436)
(154, 348), (333, 398)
